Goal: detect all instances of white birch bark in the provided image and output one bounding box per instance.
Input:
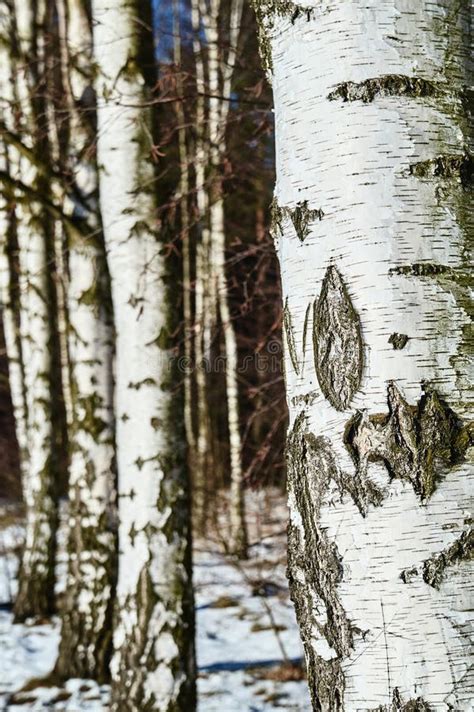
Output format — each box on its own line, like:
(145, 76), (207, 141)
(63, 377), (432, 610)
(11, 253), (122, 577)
(190, 0), (215, 534)
(9, 0), (60, 621)
(54, 0), (117, 682)
(255, 1), (473, 709)
(0, 0), (29, 468)
(201, 0), (248, 557)
(173, 0), (196, 456)
(92, 0), (196, 707)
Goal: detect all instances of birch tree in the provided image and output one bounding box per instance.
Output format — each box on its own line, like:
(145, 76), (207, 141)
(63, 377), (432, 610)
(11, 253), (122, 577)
(254, 1), (473, 709)
(196, 0), (249, 557)
(0, 1), (28, 479)
(53, 0), (117, 682)
(92, 0), (196, 707)
(1, 0), (63, 621)
(189, 0), (214, 535)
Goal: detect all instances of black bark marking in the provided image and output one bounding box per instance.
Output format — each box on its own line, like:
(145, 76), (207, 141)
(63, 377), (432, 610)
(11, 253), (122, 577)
(401, 529), (474, 588)
(291, 389), (318, 407)
(286, 414), (382, 710)
(286, 413), (348, 710)
(389, 333), (409, 350)
(344, 383), (473, 501)
(389, 263), (451, 277)
(370, 687), (433, 711)
(313, 266), (363, 411)
(290, 201), (324, 242)
(284, 297), (300, 375)
(127, 377), (157, 390)
(409, 153), (473, 189)
(271, 198), (324, 242)
(302, 302), (311, 359)
(327, 75), (440, 103)
(423, 528), (474, 587)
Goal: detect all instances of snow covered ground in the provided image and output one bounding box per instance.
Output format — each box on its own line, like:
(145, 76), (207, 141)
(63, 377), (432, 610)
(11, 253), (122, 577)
(0, 492), (311, 711)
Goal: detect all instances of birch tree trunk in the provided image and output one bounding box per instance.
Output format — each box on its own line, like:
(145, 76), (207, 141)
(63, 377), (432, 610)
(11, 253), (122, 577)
(173, 0), (202, 532)
(9, 0), (61, 621)
(255, 1), (473, 709)
(92, 0), (196, 707)
(190, 0), (215, 534)
(0, 0), (29, 474)
(54, 0), (117, 682)
(202, 0), (249, 557)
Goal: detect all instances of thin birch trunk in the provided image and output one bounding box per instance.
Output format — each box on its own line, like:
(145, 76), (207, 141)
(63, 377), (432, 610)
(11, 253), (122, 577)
(255, 1), (473, 709)
(10, 0), (60, 621)
(173, 0), (196, 457)
(92, 0), (196, 707)
(202, 0), (248, 557)
(190, 0), (214, 534)
(54, 0), (117, 682)
(0, 0), (28, 471)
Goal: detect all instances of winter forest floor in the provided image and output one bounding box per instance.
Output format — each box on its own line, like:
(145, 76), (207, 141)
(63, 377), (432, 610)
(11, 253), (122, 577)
(0, 490), (311, 711)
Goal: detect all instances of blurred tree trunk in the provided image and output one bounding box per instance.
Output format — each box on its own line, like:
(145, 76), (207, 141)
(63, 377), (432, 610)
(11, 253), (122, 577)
(190, 0), (214, 535)
(0, 0), (27, 497)
(201, 0), (248, 558)
(173, 0), (198, 517)
(54, 0), (117, 682)
(6, 0), (62, 622)
(0, 312), (21, 500)
(92, 0), (196, 707)
(255, 1), (473, 709)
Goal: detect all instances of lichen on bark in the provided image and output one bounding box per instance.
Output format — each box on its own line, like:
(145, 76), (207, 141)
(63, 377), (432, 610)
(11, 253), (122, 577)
(344, 382), (473, 500)
(313, 265), (363, 411)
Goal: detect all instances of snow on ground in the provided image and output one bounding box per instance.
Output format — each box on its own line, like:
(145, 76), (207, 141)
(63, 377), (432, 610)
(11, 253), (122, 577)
(0, 491), (311, 711)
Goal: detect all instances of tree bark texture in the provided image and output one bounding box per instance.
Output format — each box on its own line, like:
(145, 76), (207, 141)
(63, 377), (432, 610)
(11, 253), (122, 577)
(254, 1), (473, 709)
(8, 0), (61, 622)
(92, 0), (196, 707)
(54, 0), (117, 682)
